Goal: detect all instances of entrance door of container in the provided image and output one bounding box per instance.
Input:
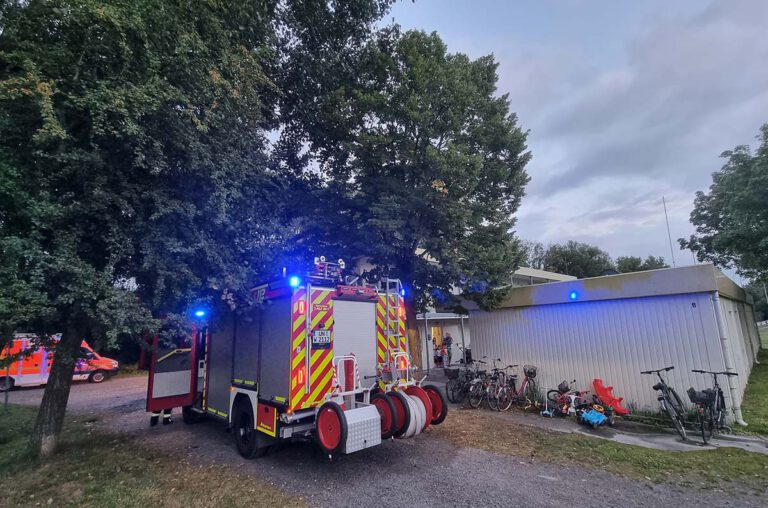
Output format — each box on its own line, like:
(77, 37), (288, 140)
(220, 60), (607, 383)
(333, 300), (377, 381)
(146, 329), (199, 412)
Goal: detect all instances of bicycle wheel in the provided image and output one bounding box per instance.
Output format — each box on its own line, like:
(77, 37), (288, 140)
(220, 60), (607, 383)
(446, 379), (457, 403)
(451, 380), (466, 403)
(665, 388), (687, 440)
(698, 405), (714, 444)
(546, 390), (561, 404)
(487, 382), (500, 411)
(468, 382), (484, 408)
(497, 386), (514, 411)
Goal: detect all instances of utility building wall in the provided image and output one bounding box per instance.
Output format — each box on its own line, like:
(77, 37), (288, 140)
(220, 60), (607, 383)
(470, 291), (755, 415)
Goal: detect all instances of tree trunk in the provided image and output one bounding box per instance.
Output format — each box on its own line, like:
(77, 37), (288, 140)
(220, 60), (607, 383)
(29, 323), (82, 458)
(404, 296), (423, 369)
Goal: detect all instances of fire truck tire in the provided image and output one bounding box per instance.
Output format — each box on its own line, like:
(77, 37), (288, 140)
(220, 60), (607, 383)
(233, 400), (270, 459)
(387, 390), (412, 438)
(0, 376), (14, 392)
(405, 386), (433, 431)
(407, 394), (425, 437)
(182, 406), (204, 424)
(422, 384), (449, 425)
(370, 393), (396, 439)
(88, 370), (106, 383)
(315, 401), (347, 455)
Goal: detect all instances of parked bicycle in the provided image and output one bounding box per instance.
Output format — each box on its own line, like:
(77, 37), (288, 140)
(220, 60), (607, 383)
(445, 360), (477, 403)
(485, 359), (508, 411)
(496, 364), (539, 411)
(641, 366), (687, 440)
(687, 369), (738, 444)
(467, 359), (489, 408)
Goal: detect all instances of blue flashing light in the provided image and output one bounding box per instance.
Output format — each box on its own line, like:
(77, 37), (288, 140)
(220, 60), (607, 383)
(194, 309), (206, 317)
(568, 291), (578, 301)
(289, 276), (301, 288)
(400, 288), (406, 298)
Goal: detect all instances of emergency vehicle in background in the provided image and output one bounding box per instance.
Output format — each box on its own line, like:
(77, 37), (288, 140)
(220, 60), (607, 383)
(147, 258), (448, 458)
(0, 334), (120, 391)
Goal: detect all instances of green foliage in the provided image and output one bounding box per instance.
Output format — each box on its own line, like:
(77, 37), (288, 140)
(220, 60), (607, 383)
(740, 350), (768, 435)
(680, 124), (768, 282)
(744, 283), (768, 322)
(616, 255), (669, 273)
(542, 241), (615, 278)
(285, 28), (531, 310)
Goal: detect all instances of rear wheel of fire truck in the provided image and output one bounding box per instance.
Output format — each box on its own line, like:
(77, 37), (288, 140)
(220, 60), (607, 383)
(422, 384), (449, 425)
(387, 390), (412, 438)
(405, 386), (433, 431)
(233, 400), (269, 459)
(88, 370), (106, 383)
(370, 393), (397, 439)
(315, 401), (348, 456)
(0, 376), (14, 392)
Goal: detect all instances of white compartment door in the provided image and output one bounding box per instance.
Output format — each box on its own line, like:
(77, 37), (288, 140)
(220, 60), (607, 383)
(333, 300), (378, 381)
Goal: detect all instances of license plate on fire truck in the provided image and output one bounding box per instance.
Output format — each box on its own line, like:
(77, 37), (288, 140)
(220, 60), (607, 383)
(312, 330), (331, 349)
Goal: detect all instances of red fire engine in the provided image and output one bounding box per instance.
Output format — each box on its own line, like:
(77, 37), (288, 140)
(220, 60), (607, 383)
(146, 258), (448, 458)
(1, 334), (120, 391)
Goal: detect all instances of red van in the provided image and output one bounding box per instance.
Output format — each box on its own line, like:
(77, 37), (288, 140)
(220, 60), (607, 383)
(0, 333), (119, 391)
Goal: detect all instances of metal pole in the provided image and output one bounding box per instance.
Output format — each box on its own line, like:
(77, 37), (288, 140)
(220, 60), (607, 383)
(663, 196), (676, 267)
(424, 314), (430, 374)
(460, 315), (466, 364)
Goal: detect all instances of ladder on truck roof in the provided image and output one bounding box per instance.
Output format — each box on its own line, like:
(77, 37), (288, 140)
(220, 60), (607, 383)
(384, 278), (405, 365)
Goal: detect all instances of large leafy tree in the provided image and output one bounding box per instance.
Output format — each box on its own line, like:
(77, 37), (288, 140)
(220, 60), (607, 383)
(543, 241), (615, 278)
(680, 124), (768, 282)
(1, 0), (397, 456)
(284, 29), (531, 364)
(0, 0), (283, 456)
(616, 255), (668, 273)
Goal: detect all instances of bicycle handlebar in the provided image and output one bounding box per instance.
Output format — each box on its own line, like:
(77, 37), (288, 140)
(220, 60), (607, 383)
(692, 369), (738, 376)
(640, 366), (674, 374)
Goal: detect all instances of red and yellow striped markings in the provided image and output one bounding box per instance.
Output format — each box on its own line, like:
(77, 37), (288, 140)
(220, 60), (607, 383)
(289, 288), (336, 411)
(376, 295), (387, 364)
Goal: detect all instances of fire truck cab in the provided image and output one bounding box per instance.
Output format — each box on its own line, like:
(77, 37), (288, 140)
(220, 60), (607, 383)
(147, 259), (448, 458)
(0, 334), (120, 391)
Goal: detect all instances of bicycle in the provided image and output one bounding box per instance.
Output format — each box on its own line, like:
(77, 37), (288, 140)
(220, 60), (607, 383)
(467, 358), (489, 408)
(546, 379), (589, 416)
(485, 359), (507, 411)
(496, 364), (539, 411)
(641, 366), (687, 440)
(688, 369), (738, 444)
(445, 361), (475, 403)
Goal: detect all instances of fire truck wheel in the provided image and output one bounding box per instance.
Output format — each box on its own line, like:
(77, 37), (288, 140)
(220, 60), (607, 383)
(233, 400), (270, 459)
(182, 406), (204, 424)
(405, 386), (433, 431)
(422, 384), (449, 425)
(370, 393), (396, 439)
(0, 376), (14, 392)
(315, 401), (347, 455)
(386, 390), (412, 438)
(88, 370), (106, 383)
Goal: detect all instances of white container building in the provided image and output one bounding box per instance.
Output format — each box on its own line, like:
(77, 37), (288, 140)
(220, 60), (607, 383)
(466, 264), (761, 424)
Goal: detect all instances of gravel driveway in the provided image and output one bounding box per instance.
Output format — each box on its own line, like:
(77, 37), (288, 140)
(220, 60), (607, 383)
(7, 376), (765, 507)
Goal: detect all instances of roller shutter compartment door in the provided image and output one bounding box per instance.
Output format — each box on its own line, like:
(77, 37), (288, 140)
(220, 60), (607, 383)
(333, 300), (377, 381)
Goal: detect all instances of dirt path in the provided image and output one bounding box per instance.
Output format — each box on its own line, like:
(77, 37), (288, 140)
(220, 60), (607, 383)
(8, 379), (765, 507)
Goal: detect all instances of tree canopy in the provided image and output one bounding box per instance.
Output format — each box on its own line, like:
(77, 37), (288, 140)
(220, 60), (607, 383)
(284, 28), (531, 320)
(616, 255), (669, 273)
(0, 0), (395, 456)
(680, 124), (768, 282)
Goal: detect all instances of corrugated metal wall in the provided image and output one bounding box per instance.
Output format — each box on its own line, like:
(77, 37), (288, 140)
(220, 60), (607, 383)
(469, 292), (755, 413)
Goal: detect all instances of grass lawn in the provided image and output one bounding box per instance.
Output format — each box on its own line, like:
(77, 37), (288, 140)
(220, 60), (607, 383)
(114, 363), (148, 378)
(741, 349), (768, 434)
(433, 409), (768, 495)
(759, 326), (768, 349)
(0, 405), (301, 508)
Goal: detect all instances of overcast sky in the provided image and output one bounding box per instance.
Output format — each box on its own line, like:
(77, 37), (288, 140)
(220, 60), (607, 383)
(389, 0), (768, 274)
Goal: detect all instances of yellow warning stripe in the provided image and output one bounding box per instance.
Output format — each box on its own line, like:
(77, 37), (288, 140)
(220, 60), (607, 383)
(307, 367), (334, 404)
(292, 313), (306, 333)
(291, 347), (306, 370)
(156, 348), (192, 363)
(310, 352), (332, 384)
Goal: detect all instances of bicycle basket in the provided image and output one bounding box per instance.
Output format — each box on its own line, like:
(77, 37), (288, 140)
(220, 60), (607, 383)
(444, 368), (459, 379)
(687, 387), (716, 405)
(523, 365), (537, 378)
(557, 380), (570, 394)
